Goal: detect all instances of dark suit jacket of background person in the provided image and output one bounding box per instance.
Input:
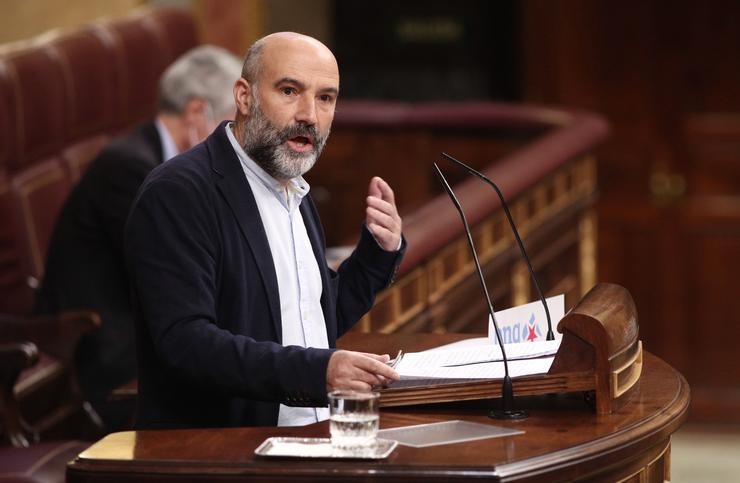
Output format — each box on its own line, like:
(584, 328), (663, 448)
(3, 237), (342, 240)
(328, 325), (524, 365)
(125, 121), (405, 429)
(35, 122), (163, 427)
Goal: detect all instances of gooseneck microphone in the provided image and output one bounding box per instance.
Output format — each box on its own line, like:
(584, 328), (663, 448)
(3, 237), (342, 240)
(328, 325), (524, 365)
(441, 152), (555, 342)
(433, 163), (528, 420)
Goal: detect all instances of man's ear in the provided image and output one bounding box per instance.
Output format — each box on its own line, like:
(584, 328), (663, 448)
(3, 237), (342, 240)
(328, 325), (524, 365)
(182, 97), (207, 124)
(234, 78), (252, 116)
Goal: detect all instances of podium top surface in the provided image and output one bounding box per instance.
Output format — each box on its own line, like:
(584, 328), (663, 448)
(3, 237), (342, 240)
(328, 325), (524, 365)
(68, 333), (689, 483)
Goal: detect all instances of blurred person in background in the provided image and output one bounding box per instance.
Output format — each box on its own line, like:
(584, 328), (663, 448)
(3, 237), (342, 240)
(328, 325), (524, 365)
(35, 45), (243, 431)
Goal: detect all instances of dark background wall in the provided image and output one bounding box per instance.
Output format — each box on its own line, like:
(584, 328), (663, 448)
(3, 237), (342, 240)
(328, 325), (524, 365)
(519, 0), (740, 422)
(333, 0), (520, 101)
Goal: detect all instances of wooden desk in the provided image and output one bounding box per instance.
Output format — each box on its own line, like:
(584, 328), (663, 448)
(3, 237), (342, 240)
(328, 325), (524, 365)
(67, 334), (689, 482)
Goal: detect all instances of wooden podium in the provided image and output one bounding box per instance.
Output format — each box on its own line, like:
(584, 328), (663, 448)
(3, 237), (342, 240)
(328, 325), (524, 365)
(380, 283), (643, 415)
(67, 285), (689, 482)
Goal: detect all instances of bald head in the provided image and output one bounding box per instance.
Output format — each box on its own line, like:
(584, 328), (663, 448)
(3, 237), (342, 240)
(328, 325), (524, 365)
(242, 32), (338, 86)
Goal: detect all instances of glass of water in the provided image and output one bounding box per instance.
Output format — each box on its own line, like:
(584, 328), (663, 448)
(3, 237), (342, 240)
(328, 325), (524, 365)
(328, 391), (380, 451)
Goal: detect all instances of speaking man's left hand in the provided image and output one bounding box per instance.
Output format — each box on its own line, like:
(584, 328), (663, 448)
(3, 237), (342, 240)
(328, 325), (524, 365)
(366, 176), (402, 251)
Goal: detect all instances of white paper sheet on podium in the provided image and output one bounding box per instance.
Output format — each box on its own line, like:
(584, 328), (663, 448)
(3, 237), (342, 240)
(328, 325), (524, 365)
(394, 339), (560, 379)
(394, 295), (565, 379)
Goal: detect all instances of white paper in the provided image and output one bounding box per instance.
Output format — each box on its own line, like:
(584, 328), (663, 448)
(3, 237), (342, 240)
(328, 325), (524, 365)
(488, 294), (565, 344)
(396, 357), (554, 379)
(391, 297), (566, 380)
(424, 337), (490, 352)
(395, 339), (561, 379)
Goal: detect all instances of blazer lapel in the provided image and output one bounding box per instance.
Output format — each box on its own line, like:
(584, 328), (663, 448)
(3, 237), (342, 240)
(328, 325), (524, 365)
(208, 123), (283, 342)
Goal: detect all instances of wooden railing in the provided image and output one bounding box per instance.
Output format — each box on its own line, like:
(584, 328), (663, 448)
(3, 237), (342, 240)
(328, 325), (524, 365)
(312, 101), (609, 334)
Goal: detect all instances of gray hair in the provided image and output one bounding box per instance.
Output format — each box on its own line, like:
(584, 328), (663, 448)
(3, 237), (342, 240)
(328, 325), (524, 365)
(158, 45), (242, 117)
(241, 38), (266, 85)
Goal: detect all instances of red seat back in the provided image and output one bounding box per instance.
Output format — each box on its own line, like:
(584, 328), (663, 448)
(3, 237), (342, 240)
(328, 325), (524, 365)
(10, 159), (73, 292)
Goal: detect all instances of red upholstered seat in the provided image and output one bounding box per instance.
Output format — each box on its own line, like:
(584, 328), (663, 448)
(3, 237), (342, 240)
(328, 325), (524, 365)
(145, 7), (200, 63)
(9, 159), (72, 287)
(0, 440), (90, 483)
(92, 16), (169, 130)
(47, 29), (118, 143)
(0, 47), (66, 172)
(0, 6), (199, 315)
(0, 59), (17, 174)
(0, 10), (199, 481)
(60, 135), (110, 183)
(0, 178), (32, 315)
(0, 11), (200, 475)
(1, 330), (100, 481)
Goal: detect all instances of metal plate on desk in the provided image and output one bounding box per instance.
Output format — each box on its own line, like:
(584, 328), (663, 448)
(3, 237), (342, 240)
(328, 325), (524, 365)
(255, 437), (397, 459)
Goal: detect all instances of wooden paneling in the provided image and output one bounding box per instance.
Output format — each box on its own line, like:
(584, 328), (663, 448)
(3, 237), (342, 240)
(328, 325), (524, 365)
(308, 101), (605, 336)
(195, 0), (265, 55)
(351, 156), (596, 335)
(310, 128), (529, 248)
(521, 0), (740, 421)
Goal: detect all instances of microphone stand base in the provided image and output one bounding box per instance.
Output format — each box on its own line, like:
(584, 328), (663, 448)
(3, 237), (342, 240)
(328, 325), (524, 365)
(489, 409), (529, 420)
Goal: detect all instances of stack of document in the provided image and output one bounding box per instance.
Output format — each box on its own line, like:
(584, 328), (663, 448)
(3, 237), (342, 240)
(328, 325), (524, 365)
(395, 295), (566, 380)
(394, 339), (561, 380)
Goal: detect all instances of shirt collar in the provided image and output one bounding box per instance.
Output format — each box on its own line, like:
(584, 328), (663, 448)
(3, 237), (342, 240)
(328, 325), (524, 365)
(154, 118), (180, 162)
(225, 122), (310, 208)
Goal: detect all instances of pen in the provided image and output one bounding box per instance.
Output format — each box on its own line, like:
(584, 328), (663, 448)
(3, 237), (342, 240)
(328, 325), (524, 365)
(388, 349), (404, 369)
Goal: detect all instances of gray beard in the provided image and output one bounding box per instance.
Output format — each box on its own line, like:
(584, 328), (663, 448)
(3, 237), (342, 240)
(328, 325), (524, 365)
(240, 101), (329, 180)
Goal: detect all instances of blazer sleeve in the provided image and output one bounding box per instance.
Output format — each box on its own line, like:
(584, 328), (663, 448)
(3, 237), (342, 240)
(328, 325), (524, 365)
(125, 172), (333, 407)
(333, 225), (407, 337)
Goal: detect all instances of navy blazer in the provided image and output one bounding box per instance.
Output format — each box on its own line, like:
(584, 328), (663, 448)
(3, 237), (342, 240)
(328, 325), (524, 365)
(125, 122), (405, 429)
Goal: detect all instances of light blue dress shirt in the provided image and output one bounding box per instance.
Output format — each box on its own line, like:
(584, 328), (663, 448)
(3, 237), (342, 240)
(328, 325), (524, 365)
(225, 123), (330, 426)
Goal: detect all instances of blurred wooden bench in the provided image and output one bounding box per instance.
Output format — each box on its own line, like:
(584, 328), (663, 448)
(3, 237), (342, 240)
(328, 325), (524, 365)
(0, 7), (199, 481)
(0, 6), (198, 314)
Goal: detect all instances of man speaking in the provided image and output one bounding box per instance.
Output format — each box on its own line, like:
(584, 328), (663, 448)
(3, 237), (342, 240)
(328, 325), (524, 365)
(125, 32), (405, 429)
